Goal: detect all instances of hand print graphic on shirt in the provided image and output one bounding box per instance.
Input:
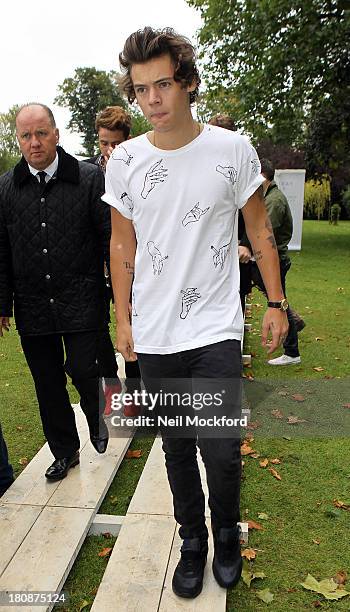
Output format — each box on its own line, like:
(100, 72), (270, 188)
(141, 160), (168, 199)
(182, 203), (210, 227)
(121, 192), (133, 212)
(131, 289), (138, 317)
(211, 243), (231, 270)
(147, 241), (168, 275)
(111, 145), (133, 166)
(180, 287), (201, 319)
(251, 159), (260, 175)
(216, 164), (238, 186)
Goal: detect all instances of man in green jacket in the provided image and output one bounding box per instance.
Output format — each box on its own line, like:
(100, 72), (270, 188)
(240, 159), (302, 365)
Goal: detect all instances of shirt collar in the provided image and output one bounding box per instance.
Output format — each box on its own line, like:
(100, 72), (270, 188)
(28, 153), (59, 179)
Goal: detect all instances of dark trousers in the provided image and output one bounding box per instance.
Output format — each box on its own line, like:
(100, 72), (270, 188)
(252, 259), (299, 358)
(138, 340), (242, 541)
(21, 331), (104, 458)
(0, 423), (14, 495)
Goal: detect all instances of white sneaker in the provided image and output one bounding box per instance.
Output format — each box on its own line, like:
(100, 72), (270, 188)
(268, 354), (301, 366)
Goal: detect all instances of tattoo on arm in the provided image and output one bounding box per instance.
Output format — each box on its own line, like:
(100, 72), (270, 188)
(266, 234), (277, 250)
(253, 249), (263, 262)
(123, 261), (135, 275)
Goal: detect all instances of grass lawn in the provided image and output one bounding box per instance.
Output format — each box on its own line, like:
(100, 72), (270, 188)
(1, 220), (349, 611)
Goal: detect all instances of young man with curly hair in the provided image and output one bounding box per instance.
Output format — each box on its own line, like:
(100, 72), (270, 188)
(103, 27), (288, 599)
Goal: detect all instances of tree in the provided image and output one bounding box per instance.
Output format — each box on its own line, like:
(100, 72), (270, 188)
(189, 0), (350, 148)
(129, 109), (152, 137)
(55, 67), (126, 155)
(0, 105), (21, 174)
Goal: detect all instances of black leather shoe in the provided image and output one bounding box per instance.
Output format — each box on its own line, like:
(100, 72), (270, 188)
(45, 452), (80, 481)
(90, 419), (109, 454)
(172, 537), (208, 599)
(212, 525), (242, 588)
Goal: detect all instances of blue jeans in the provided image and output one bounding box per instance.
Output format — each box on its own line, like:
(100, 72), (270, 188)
(138, 340), (242, 541)
(0, 424), (14, 495)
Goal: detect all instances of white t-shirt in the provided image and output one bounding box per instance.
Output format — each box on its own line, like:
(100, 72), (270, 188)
(103, 124), (263, 354)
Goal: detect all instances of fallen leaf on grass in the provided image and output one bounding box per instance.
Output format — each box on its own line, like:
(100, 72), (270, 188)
(256, 588), (274, 603)
(258, 512), (269, 520)
(312, 539), (321, 545)
(250, 452), (261, 459)
(311, 601), (322, 608)
(78, 601), (90, 612)
(247, 520), (264, 530)
(269, 468), (282, 481)
(313, 367), (325, 372)
(291, 394), (305, 402)
(241, 560), (266, 587)
(333, 499), (350, 510)
(271, 458), (281, 465)
(16, 425), (23, 431)
(241, 548), (256, 560)
(287, 415), (307, 424)
(287, 588), (297, 593)
(109, 495), (118, 505)
(315, 337), (324, 341)
(18, 457), (28, 466)
(301, 574), (350, 600)
(245, 433), (254, 442)
(259, 458), (269, 468)
(102, 532), (112, 538)
(334, 571), (347, 585)
(283, 435), (292, 441)
(126, 449), (142, 458)
(278, 390), (289, 397)
(271, 409), (283, 419)
(247, 420), (260, 430)
(343, 403), (350, 409)
(241, 444), (255, 456)
(98, 547), (112, 558)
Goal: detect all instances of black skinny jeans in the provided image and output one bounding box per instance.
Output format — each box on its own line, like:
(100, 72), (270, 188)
(138, 339), (242, 541)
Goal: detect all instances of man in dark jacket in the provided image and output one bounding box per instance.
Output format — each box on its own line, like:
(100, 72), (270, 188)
(0, 103), (111, 480)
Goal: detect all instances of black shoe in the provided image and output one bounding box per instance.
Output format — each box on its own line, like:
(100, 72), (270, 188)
(212, 526), (242, 589)
(172, 537), (208, 599)
(90, 419), (109, 454)
(45, 452), (80, 481)
(295, 319), (306, 333)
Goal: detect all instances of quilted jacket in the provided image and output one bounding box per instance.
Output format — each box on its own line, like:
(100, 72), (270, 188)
(0, 146), (111, 336)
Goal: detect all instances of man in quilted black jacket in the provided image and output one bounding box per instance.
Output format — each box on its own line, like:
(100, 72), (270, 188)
(0, 103), (111, 480)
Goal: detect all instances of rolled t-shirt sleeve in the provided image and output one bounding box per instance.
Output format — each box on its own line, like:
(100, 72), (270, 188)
(235, 141), (264, 209)
(102, 158), (133, 220)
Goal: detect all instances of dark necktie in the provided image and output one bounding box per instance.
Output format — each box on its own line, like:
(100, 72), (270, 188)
(37, 171), (47, 187)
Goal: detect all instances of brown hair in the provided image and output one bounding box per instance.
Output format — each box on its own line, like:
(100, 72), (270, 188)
(119, 27), (201, 105)
(209, 114), (236, 131)
(260, 158), (275, 181)
(95, 106), (131, 139)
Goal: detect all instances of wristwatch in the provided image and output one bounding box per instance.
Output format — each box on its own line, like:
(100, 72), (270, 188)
(267, 298), (289, 311)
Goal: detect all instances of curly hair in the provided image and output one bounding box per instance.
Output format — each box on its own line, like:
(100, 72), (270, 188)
(119, 27), (201, 105)
(209, 114), (236, 132)
(95, 106), (131, 139)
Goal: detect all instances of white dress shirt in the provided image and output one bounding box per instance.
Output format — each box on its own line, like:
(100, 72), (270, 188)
(28, 153), (58, 182)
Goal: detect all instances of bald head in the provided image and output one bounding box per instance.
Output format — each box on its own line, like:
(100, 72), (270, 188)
(16, 104), (59, 170)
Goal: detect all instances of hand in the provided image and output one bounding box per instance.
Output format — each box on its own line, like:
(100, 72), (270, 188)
(211, 243), (230, 270)
(116, 321), (137, 361)
(216, 164), (238, 185)
(182, 203), (210, 226)
(180, 288), (201, 319)
(238, 245), (252, 263)
(261, 309), (289, 354)
(103, 145), (114, 164)
(0, 317), (10, 337)
(141, 160), (168, 199)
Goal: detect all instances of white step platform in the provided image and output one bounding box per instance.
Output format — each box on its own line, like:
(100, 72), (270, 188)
(91, 436), (248, 612)
(0, 405), (133, 612)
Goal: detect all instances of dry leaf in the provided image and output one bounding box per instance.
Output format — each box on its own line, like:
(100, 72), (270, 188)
(333, 499), (350, 511)
(343, 403), (350, 409)
(271, 409), (283, 419)
(245, 434), (254, 442)
(287, 415), (307, 424)
(98, 547), (112, 558)
(256, 589), (274, 604)
(18, 457), (28, 466)
(102, 532), (112, 538)
(16, 425), (23, 431)
(241, 444), (254, 456)
(311, 601), (322, 608)
(259, 458), (269, 468)
(271, 458), (281, 464)
(258, 512), (269, 520)
(250, 452), (261, 459)
(312, 539), (321, 545)
(247, 520), (264, 531)
(334, 571), (347, 585)
(247, 421), (260, 430)
(269, 468), (282, 481)
(126, 449), (142, 458)
(313, 367), (325, 372)
(278, 390), (289, 396)
(315, 337), (324, 341)
(301, 573), (350, 600)
(291, 394), (305, 402)
(241, 548), (256, 560)
(241, 460), (245, 467)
